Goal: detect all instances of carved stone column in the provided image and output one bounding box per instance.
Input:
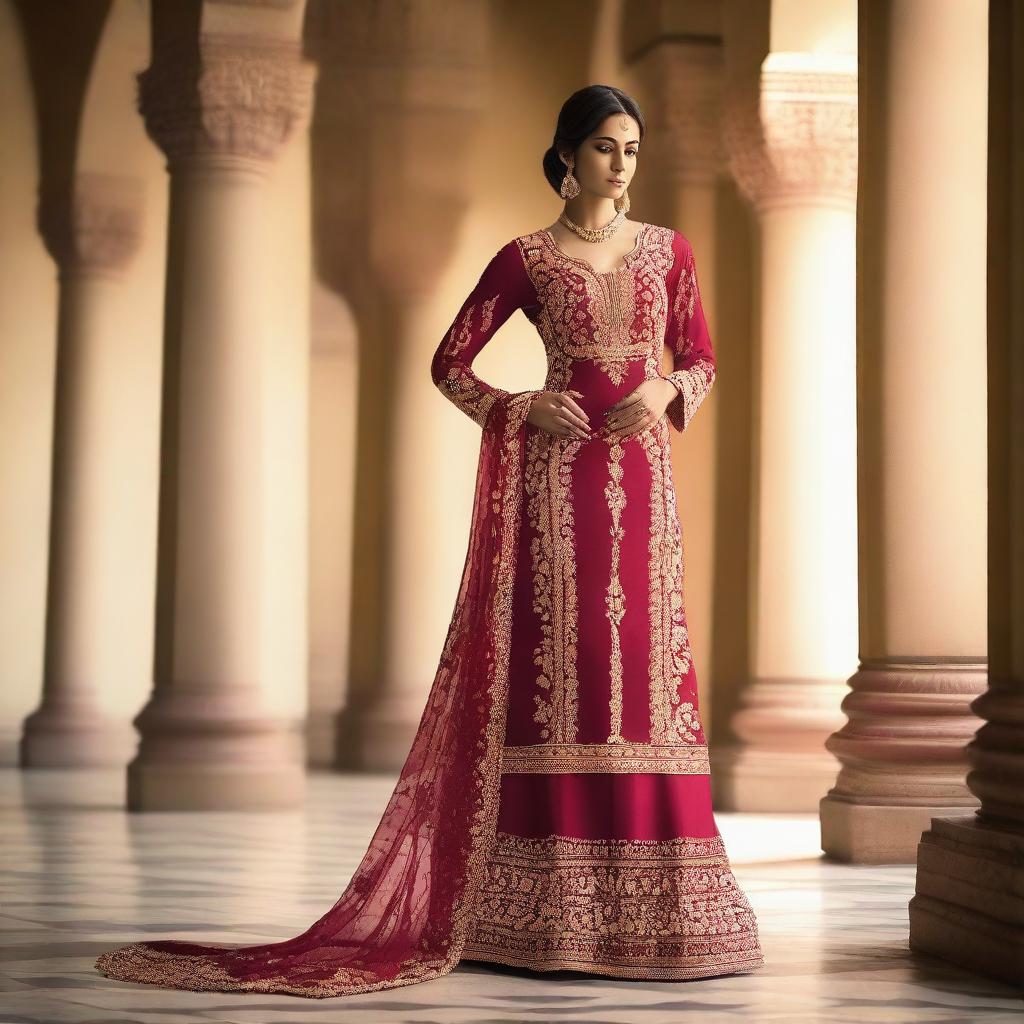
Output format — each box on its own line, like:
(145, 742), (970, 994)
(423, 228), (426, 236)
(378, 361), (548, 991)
(20, 173), (142, 767)
(303, 2), (385, 770)
(909, 0), (1022, 984)
(321, 1), (490, 770)
(820, 0), (988, 862)
(127, 28), (316, 809)
(637, 38), (725, 736)
(714, 55), (858, 810)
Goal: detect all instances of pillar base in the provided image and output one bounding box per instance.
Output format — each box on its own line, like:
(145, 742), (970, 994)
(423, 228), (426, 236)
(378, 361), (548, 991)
(128, 691), (305, 810)
(127, 759), (304, 811)
(710, 746), (839, 811)
(820, 796), (979, 863)
(909, 815), (1024, 986)
(336, 698), (419, 772)
(20, 707), (137, 768)
(305, 709), (338, 768)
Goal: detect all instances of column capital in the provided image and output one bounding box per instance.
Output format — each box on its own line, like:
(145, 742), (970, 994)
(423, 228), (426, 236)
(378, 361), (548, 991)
(37, 173), (143, 276)
(724, 53), (858, 213)
(138, 36), (316, 167)
(647, 41), (725, 187)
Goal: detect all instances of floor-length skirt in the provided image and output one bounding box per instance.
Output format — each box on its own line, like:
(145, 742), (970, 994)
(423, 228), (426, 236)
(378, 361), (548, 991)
(461, 415), (764, 979)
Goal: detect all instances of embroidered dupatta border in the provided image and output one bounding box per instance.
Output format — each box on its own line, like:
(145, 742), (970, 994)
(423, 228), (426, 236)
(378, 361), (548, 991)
(444, 388), (545, 947)
(93, 389), (541, 998)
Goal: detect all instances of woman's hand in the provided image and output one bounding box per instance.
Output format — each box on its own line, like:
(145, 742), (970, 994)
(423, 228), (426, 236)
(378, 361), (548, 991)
(603, 377), (677, 444)
(527, 389), (593, 440)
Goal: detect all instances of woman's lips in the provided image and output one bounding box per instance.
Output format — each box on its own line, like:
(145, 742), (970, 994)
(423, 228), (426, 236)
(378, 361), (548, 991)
(609, 179), (625, 185)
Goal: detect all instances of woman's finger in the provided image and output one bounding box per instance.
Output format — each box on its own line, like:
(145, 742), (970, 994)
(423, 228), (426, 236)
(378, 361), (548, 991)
(558, 393), (591, 427)
(554, 412), (589, 439)
(608, 408), (655, 443)
(555, 404), (591, 432)
(608, 402), (649, 431)
(605, 394), (643, 426)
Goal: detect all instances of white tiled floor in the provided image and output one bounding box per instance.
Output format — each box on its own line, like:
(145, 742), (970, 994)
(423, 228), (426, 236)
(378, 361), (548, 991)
(1, 768), (1020, 1023)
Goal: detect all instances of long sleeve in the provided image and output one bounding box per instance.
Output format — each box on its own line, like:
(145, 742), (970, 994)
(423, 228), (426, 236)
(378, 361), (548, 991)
(662, 231), (716, 433)
(431, 239), (538, 428)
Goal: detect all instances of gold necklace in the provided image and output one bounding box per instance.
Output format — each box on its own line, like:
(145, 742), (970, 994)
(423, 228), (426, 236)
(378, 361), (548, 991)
(557, 208), (625, 243)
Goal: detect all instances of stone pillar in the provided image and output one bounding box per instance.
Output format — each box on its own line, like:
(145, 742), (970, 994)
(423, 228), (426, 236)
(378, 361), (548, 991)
(909, 0), (1023, 985)
(714, 53), (858, 810)
(638, 38), (725, 737)
(127, 26), (316, 810)
(306, 282), (358, 767)
(20, 173), (143, 767)
(820, 0), (988, 862)
(302, 4), (378, 770)
(322, 1), (490, 770)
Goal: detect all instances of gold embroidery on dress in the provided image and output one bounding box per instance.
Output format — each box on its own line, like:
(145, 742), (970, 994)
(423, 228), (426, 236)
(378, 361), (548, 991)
(444, 302), (475, 357)
(525, 430), (581, 742)
(464, 831), (764, 979)
(479, 293), (497, 335)
(604, 439), (627, 742)
(501, 741), (709, 774)
(591, 270), (639, 384)
(638, 423), (700, 744)
(435, 291), (511, 428)
(519, 229), (651, 376)
(664, 250), (716, 431)
(94, 943), (451, 997)
(437, 368), (500, 428)
(664, 358), (716, 432)
(514, 225), (706, 749)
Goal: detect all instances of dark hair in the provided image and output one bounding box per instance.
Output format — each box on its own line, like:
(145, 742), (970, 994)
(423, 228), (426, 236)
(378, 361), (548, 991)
(542, 85), (646, 195)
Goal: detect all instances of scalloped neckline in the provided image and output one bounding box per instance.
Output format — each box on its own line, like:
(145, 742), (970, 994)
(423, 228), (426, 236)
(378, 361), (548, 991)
(541, 221), (648, 278)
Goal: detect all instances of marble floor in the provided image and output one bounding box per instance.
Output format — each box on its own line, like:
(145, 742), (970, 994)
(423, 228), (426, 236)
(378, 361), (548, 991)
(1, 768), (1020, 1024)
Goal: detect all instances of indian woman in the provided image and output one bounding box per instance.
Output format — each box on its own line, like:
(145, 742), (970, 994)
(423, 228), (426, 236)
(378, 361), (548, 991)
(95, 83), (764, 997)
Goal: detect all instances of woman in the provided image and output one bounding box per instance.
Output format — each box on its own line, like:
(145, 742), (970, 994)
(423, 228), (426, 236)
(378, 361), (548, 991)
(95, 84), (764, 997)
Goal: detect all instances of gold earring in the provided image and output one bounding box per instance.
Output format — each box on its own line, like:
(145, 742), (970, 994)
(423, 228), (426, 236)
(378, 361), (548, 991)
(614, 187), (630, 213)
(560, 158), (581, 199)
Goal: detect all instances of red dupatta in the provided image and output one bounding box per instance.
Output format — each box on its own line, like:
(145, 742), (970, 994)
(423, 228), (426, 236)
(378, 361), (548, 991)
(95, 387), (540, 997)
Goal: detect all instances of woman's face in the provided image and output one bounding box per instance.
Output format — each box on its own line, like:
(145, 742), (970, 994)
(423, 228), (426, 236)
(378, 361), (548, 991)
(561, 113), (640, 201)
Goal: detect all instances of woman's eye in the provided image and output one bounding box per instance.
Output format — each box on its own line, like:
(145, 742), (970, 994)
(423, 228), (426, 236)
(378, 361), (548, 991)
(597, 146), (638, 156)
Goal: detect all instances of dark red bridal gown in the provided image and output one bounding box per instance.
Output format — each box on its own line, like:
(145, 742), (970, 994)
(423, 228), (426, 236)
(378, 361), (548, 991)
(441, 222), (764, 979)
(94, 221), (763, 997)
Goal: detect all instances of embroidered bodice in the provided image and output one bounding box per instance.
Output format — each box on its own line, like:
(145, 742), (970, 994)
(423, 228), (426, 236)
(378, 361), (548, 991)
(430, 221), (715, 436)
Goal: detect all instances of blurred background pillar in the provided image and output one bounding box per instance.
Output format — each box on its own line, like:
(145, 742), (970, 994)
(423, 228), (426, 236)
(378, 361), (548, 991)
(328, 1), (491, 771)
(631, 10), (726, 737)
(715, 15), (858, 810)
(127, 0), (315, 810)
(301, 2), (363, 767)
(20, 172), (142, 767)
(909, 0), (1023, 984)
(820, 0), (988, 862)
